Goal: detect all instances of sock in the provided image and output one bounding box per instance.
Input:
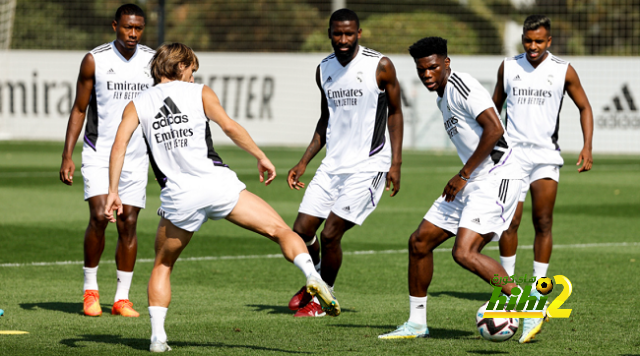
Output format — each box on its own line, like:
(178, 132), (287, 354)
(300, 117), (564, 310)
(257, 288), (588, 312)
(114, 270), (134, 302)
(149, 306), (168, 343)
(532, 261), (549, 287)
(408, 296), (427, 326)
(293, 253), (321, 279)
(500, 254), (517, 277)
(314, 261), (322, 274)
(83, 266), (99, 292)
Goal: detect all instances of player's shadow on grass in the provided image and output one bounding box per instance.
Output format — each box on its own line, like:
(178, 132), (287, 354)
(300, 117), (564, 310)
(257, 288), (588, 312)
(429, 291), (491, 301)
(467, 351), (509, 355)
(246, 304), (356, 315)
(20, 302), (87, 315)
(331, 325), (473, 339)
(60, 334), (311, 353)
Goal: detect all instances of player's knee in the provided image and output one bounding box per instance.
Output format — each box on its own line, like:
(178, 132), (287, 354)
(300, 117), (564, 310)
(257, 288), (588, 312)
(89, 212), (109, 230)
(408, 231), (430, 256)
(320, 229), (342, 247)
(532, 215), (553, 235)
(293, 221), (316, 240)
(451, 245), (472, 267)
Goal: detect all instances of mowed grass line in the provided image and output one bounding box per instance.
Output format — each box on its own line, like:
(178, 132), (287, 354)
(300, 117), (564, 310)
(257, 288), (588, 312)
(0, 141), (639, 355)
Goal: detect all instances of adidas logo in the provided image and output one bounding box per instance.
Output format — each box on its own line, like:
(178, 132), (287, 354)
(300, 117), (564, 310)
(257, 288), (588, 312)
(471, 218), (481, 225)
(513, 74), (521, 81)
(153, 97), (189, 130)
(327, 76), (333, 83)
(416, 304), (425, 309)
(342, 206), (351, 212)
(107, 68), (116, 74)
(117, 278), (121, 282)
(598, 83), (639, 130)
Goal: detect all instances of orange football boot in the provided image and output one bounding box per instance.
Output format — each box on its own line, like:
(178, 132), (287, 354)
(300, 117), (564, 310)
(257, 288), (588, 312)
(111, 299), (140, 317)
(83, 290), (102, 316)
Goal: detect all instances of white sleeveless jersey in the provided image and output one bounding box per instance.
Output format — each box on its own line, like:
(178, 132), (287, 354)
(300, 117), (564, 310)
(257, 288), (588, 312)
(82, 41), (155, 171)
(318, 46), (391, 174)
(503, 52), (569, 150)
(133, 81), (228, 212)
(437, 71), (523, 180)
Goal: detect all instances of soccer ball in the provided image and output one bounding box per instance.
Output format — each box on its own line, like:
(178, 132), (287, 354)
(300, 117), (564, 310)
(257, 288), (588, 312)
(476, 302), (519, 342)
(536, 277), (554, 295)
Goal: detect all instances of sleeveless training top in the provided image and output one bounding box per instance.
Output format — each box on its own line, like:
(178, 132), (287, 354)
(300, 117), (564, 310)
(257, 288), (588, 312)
(133, 81), (228, 212)
(437, 71), (523, 180)
(503, 52), (569, 151)
(82, 41), (155, 171)
(318, 46), (391, 174)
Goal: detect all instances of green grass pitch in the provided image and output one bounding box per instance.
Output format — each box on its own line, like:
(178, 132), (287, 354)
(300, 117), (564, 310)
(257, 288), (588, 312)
(0, 141), (638, 355)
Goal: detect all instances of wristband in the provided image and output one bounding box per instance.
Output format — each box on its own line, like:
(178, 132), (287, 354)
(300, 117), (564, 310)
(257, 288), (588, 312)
(458, 171), (469, 181)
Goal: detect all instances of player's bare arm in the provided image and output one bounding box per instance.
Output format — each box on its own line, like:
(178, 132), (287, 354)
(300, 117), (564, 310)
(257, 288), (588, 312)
(443, 108), (504, 202)
(376, 57), (404, 197)
(564, 64), (594, 172)
(202, 85), (276, 185)
(492, 61), (507, 114)
(59, 53), (95, 185)
(287, 66), (329, 190)
(105, 102), (139, 222)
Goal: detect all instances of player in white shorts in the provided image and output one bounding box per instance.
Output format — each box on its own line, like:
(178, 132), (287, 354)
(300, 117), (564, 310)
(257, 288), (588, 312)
(492, 15), (593, 343)
(380, 37), (525, 339)
(104, 43), (340, 352)
(286, 9), (404, 317)
(59, 4), (154, 318)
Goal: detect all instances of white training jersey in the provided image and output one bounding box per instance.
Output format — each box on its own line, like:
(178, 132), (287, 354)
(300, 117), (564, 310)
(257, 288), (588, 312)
(82, 41), (155, 172)
(436, 71), (523, 180)
(133, 81), (229, 212)
(503, 52), (569, 150)
(318, 46), (391, 174)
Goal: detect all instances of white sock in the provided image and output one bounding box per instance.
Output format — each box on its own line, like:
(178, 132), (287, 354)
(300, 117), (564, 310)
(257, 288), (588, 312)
(532, 261), (549, 286)
(314, 261), (321, 274)
(293, 253), (321, 279)
(149, 306), (168, 343)
(114, 270), (134, 302)
(500, 254), (517, 277)
(83, 266), (99, 292)
(408, 296), (427, 326)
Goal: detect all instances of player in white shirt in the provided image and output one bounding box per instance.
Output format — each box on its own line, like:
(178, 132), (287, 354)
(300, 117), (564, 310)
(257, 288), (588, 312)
(492, 15), (593, 343)
(286, 9), (404, 317)
(380, 37), (525, 339)
(104, 43), (340, 353)
(59, 4), (154, 318)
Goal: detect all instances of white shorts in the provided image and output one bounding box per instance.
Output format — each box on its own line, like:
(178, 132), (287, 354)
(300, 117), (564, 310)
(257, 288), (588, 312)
(298, 170), (387, 225)
(424, 178), (523, 241)
(157, 170), (246, 232)
(82, 165), (147, 208)
(513, 145), (562, 201)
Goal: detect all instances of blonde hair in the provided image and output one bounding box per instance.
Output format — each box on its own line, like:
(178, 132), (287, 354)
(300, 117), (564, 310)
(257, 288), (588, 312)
(150, 43), (200, 85)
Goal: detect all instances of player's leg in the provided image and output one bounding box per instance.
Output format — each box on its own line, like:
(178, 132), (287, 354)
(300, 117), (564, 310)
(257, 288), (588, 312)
(148, 217), (194, 352)
(111, 204), (141, 317)
(519, 178), (556, 344)
(290, 213), (324, 311)
(83, 195), (109, 317)
(452, 228), (518, 295)
(226, 190), (340, 316)
(499, 201), (525, 276)
(529, 178), (557, 265)
(318, 213), (355, 287)
(379, 220), (451, 339)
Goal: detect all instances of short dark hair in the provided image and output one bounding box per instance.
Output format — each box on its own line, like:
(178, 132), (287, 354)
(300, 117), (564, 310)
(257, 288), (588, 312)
(329, 8), (359, 29)
(115, 4), (145, 22)
(151, 43), (199, 85)
(409, 37), (448, 59)
(523, 15), (551, 33)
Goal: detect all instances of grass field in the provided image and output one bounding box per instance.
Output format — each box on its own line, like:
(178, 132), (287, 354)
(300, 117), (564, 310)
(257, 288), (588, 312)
(0, 141), (638, 355)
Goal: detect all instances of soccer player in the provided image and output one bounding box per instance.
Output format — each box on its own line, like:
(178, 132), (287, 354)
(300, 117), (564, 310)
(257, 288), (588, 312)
(286, 8), (403, 317)
(379, 37), (524, 339)
(493, 15), (593, 343)
(105, 43), (339, 352)
(59, 4), (154, 317)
